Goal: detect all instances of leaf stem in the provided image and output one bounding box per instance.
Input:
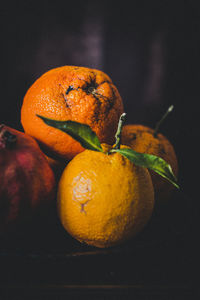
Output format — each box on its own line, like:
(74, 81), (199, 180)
(154, 105), (174, 137)
(114, 113), (126, 150)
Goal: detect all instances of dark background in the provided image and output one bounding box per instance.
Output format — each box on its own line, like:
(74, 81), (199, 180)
(0, 1), (199, 199)
(0, 1), (200, 298)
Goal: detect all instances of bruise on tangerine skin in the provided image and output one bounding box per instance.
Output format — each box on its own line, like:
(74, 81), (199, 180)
(63, 74), (117, 119)
(158, 144), (167, 155)
(105, 84), (117, 112)
(63, 86), (75, 107)
(80, 200), (90, 214)
(91, 84), (117, 122)
(66, 86), (74, 95)
(130, 133), (137, 141)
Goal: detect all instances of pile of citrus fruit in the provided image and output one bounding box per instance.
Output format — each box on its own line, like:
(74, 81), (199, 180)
(0, 66), (179, 248)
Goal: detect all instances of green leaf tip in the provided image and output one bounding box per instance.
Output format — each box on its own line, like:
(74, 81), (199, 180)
(36, 114), (103, 152)
(111, 147), (179, 189)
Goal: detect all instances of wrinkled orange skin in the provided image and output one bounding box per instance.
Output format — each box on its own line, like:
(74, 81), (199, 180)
(21, 66), (124, 161)
(121, 124), (178, 206)
(58, 144), (154, 248)
(0, 125), (56, 234)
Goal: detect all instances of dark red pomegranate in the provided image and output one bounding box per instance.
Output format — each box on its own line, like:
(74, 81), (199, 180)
(0, 124), (56, 235)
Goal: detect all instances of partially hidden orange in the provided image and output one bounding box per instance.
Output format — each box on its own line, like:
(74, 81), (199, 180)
(57, 144), (154, 248)
(121, 124), (178, 206)
(21, 66), (124, 161)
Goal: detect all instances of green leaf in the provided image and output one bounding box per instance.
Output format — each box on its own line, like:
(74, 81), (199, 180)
(111, 148), (179, 189)
(36, 115), (103, 152)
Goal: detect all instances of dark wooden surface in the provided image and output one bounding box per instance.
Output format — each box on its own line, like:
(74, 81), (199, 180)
(0, 188), (198, 299)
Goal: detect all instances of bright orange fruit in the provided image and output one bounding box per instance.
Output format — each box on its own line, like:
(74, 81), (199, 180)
(21, 66), (124, 161)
